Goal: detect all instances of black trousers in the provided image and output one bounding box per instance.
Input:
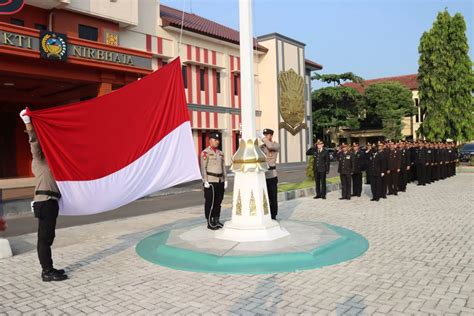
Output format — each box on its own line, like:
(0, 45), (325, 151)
(417, 164), (426, 185)
(34, 199), (59, 272)
(387, 171), (399, 194)
(204, 182), (224, 220)
(314, 171), (327, 197)
(381, 173), (388, 197)
(266, 177), (278, 219)
(410, 165), (417, 182)
(426, 165), (432, 183)
(369, 175), (382, 200)
(352, 173), (362, 196)
(365, 171), (371, 184)
(340, 174), (351, 199)
(399, 168), (408, 191)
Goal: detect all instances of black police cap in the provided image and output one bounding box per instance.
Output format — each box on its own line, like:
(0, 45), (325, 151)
(263, 128), (274, 135)
(209, 132), (220, 140)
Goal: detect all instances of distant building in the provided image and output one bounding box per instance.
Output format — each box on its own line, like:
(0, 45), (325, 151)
(341, 74), (420, 145)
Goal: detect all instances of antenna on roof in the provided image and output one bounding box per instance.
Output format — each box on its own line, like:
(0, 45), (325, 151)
(177, 0), (186, 58)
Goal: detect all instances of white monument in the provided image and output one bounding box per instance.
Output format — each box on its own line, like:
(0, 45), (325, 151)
(215, 0), (289, 242)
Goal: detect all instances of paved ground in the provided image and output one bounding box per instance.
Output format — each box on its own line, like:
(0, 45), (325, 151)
(0, 173), (473, 315)
(1, 162), (339, 237)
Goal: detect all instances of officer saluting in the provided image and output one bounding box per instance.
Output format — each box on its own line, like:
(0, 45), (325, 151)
(260, 128), (280, 220)
(337, 143), (355, 200)
(306, 139), (330, 199)
(200, 133), (227, 230)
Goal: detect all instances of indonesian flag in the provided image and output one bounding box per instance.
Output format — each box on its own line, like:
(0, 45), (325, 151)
(26, 58), (201, 215)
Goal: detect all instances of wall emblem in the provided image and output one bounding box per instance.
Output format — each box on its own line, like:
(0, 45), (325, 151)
(278, 68), (307, 135)
(40, 31), (67, 61)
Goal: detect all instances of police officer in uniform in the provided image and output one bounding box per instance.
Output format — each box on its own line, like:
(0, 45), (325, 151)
(260, 128), (280, 220)
(306, 139), (330, 199)
(20, 109), (68, 282)
(351, 143), (363, 197)
(399, 142), (410, 192)
(367, 143), (385, 201)
(387, 141), (401, 195)
(200, 133), (227, 230)
(415, 141), (427, 186)
(337, 143), (355, 200)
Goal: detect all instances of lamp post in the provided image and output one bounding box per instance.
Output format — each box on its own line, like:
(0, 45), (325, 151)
(215, 0), (288, 242)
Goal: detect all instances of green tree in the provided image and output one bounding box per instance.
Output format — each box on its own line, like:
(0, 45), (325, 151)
(418, 10), (474, 142)
(364, 82), (415, 140)
(311, 73), (364, 143)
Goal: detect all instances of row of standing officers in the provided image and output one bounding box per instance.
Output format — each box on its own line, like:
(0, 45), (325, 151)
(308, 140), (458, 202)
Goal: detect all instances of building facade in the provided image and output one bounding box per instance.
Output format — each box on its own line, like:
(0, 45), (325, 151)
(0, 0), (322, 189)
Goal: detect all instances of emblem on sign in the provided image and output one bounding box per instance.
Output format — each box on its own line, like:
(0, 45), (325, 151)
(40, 31), (67, 61)
(278, 68), (307, 135)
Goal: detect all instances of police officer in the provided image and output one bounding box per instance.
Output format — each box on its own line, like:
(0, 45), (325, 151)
(261, 128), (280, 220)
(415, 141), (427, 186)
(337, 143), (355, 200)
(351, 143), (363, 197)
(387, 141), (401, 196)
(379, 141), (390, 198)
(399, 142), (410, 192)
(20, 109), (67, 282)
(200, 133), (227, 230)
(426, 142), (433, 184)
(367, 143), (385, 201)
(306, 139), (330, 199)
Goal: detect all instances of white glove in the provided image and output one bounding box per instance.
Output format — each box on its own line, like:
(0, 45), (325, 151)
(224, 181), (228, 190)
(257, 130), (264, 139)
(20, 109), (30, 124)
(204, 181), (210, 189)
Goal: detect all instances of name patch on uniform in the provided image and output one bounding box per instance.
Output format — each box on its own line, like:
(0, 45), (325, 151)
(346, 155), (351, 159)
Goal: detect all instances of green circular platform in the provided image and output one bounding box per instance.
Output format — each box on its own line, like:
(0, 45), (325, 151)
(136, 222), (369, 274)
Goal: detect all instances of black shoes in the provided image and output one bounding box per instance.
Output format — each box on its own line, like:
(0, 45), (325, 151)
(370, 198), (379, 202)
(322, 196), (326, 199)
(42, 269), (68, 282)
(207, 217), (223, 230)
(313, 195), (321, 199)
(339, 197), (350, 200)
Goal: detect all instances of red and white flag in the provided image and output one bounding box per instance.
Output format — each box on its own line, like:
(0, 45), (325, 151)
(26, 58), (201, 215)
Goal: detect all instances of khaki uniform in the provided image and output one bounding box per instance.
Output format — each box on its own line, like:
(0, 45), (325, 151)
(200, 146), (227, 183)
(261, 138), (280, 179)
(27, 129), (60, 202)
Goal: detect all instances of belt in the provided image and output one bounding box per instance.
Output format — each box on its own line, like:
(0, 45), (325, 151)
(268, 166), (276, 170)
(207, 172), (223, 177)
(35, 190), (61, 199)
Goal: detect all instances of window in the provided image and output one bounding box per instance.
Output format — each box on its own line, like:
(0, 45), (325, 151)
(10, 18), (24, 26)
(34, 24), (47, 31)
(415, 98), (420, 123)
(162, 61), (168, 66)
(79, 24), (98, 41)
(216, 72), (221, 93)
(200, 68), (205, 91)
(182, 66), (187, 89)
(233, 74), (239, 96)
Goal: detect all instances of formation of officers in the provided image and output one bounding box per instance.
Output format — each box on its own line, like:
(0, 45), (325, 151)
(309, 139), (459, 202)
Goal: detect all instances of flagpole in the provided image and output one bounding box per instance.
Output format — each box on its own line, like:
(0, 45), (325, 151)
(215, 0), (289, 242)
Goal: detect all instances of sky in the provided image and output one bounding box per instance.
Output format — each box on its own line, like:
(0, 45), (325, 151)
(160, 0), (473, 88)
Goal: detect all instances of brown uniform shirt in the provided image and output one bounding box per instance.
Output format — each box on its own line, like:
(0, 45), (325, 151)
(261, 138), (280, 179)
(200, 147), (227, 183)
(27, 129), (60, 202)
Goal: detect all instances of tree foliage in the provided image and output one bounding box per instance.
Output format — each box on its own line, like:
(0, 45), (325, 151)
(311, 73), (363, 138)
(364, 82), (415, 140)
(418, 10), (474, 142)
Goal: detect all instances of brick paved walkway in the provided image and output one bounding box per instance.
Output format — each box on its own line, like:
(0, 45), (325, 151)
(1, 173), (473, 315)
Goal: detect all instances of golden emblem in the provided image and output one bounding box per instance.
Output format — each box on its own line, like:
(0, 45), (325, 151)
(278, 69), (307, 135)
(105, 31), (119, 46)
(263, 189), (269, 215)
(236, 190), (242, 216)
(249, 190), (257, 216)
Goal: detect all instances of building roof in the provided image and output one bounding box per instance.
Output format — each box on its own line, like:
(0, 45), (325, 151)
(305, 58), (323, 71)
(343, 74), (418, 93)
(160, 4), (268, 52)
